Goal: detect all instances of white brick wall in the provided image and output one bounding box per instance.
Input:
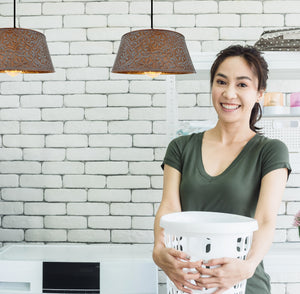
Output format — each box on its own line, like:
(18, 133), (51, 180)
(64, 94), (107, 107)
(21, 122), (63, 134)
(241, 14), (284, 27)
(43, 3), (84, 15)
(174, 1), (217, 14)
(220, 1), (262, 13)
(42, 162), (84, 174)
(20, 95), (63, 108)
(1, 82), (42, 94)
(0, 1), (300, 292)
(64, 15), (107, 28)
(1, 3), (41, 16)
(2, 188), (43, 201)
(0, 96), (19, 108)
(45, 29), (86, 42)
(45, 189), (87, 202)
(89, 216), (131, 229)
(87, 28), (129, 41)
(196, 14), (240, 27)
(264, 1), (300, 13)
(131, 1), (172, 14)
(86, 2), (128, 15)
(20, 15), (62, 28)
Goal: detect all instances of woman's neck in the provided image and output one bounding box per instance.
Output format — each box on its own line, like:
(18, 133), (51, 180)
(207, 121), (256, 145)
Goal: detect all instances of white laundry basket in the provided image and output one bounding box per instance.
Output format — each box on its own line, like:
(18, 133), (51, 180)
(160, 211), (258, 294)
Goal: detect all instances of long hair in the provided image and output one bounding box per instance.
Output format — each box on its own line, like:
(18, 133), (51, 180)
(210, 45), (269, 133)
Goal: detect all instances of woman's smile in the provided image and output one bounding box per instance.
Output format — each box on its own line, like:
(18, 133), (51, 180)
(221, 103), (241, 111)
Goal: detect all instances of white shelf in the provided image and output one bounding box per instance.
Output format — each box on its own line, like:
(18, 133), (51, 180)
(262, 114), (300, 119)
(177, 51), (300, 80)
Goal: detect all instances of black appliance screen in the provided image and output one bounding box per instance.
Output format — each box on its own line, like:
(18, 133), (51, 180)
(43, 262), (100, 293)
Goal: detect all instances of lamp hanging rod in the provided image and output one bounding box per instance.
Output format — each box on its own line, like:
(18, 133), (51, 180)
(14, 0), (16, 28)
(151, 0), (153, 29)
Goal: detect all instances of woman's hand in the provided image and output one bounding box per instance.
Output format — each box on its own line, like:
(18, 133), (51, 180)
(195, 257), (256, 294)
(153, 246), (203, 294)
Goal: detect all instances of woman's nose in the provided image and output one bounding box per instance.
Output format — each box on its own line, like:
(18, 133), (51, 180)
(223, 86), (237, 99)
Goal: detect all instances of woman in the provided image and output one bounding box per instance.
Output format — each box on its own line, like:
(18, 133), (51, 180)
(153, 45), (291, 294)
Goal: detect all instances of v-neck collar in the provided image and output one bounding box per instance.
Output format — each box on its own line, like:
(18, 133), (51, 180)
(198, 132), (259, 181)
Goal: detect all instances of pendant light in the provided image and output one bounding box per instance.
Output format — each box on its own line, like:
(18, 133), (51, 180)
(112, 0), (195, 78)
(0, 0), (54, 77)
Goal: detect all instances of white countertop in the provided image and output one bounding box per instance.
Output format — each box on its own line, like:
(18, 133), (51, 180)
(0, 244), (154, 262)
(0, 243), (299, 279)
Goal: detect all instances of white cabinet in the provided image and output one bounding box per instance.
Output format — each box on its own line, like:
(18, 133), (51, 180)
(0, 245), (158, 294)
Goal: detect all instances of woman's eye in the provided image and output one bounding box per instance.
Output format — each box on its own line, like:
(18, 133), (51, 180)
(238, 83), (247, 88)
(216, 80), (226, 85)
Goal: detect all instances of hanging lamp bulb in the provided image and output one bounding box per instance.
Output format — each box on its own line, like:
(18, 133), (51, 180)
(112, 0), (195, 77)
(0, 0), (54, 76)
(5, 70), (22, 77)
(144, 72), (162, 79)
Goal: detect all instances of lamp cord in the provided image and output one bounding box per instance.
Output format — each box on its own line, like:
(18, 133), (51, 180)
(13, 0), (16, 28)
(151, 0), (153, 29)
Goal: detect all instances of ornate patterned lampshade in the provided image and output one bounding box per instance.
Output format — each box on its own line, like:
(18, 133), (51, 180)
(0, 0), (54, 76)
(0, 28), (54, 75)
(112, 29), (195, 77)
(112, 0), (195, 77)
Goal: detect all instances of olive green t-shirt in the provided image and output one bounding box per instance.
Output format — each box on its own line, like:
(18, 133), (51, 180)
(162, 132), (291, 294)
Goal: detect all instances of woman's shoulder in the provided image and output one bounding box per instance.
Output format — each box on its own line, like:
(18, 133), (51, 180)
(168, 132), (203, 150)
(163, 132), (203, 172)
(256, 134), (291, 177)
(257, 134), (286, 148)
(256, 134), (289, 153)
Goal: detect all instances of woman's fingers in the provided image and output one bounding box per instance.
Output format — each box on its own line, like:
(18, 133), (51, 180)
(180, 260), (203, 271)
(197, 265), (219, 276)
(196, 278), (229, 292)
(195, 276), (220, 287)
(173, 278), (204, 292)
(157, 248), (204, 291)
(168, 248), (202, 269)
(169, 248), (191, 260)
(195, 281), (224, 292)
(173, 281), (193, 294)
(195, 258), (250, 291)
(171, 269), (202, 290)
(182, 270), (201, 281)
(203, 257), (229, 266)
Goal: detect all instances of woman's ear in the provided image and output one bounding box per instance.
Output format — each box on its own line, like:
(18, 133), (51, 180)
(257, 90), (264, 103)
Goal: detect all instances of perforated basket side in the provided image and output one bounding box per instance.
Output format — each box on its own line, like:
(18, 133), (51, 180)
(164, 232), (253, 294)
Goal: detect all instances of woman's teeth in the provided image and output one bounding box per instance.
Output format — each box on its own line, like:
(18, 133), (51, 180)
(221, 103), (240, 110)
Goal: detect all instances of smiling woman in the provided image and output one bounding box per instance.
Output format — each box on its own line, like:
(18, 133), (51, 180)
(153, 45), (291, 294)
(210, 46), (268, 134)
(211, 56), (263, 131)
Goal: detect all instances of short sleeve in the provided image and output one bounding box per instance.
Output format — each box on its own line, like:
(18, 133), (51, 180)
(261, 139), (292, 179)
(161, 137), (184, 172)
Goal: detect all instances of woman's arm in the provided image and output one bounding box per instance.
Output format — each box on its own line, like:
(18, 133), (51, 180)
(245, 167), (288, 270)
(195, 168), (288, 293)
(153, 164), (202, 294)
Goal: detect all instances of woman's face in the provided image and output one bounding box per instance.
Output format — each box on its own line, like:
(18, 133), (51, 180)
(211, 56), (263, 125)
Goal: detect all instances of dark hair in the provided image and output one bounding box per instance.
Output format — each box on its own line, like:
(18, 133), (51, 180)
(210, 45), (269, 133)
